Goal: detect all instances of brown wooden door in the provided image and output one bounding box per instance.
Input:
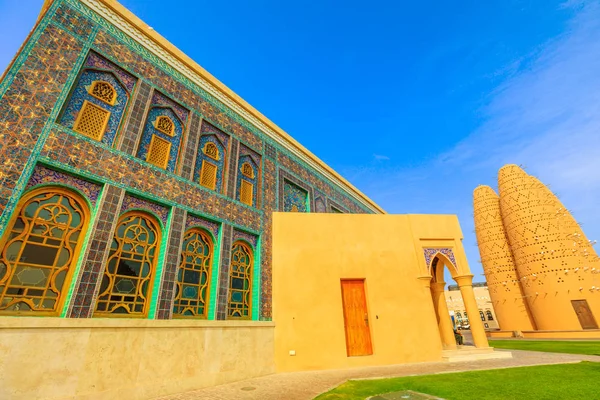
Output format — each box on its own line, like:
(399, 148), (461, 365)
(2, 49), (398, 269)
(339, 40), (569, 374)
(571, 300), (599, 329)
(341, 279), (373, 356)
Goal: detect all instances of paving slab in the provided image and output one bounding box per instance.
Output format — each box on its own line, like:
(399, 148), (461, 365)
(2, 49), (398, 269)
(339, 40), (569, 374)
(154, 350), (600, 400)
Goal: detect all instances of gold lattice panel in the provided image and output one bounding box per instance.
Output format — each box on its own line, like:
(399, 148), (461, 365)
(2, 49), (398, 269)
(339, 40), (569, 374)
(498, 164), (600, 330)
(154, 116), (174, 136)
(89, 81), (116, 105)
(146, 135), (171, 169)
(227, 242), (252, 319)
(200, 160), (217, 190)
(473, 185), (534, 330)
(73, 100), (111, 141)
(241, 162), (254, 178)
(203, 142), (219, 160)
(240, 180), (253, 206)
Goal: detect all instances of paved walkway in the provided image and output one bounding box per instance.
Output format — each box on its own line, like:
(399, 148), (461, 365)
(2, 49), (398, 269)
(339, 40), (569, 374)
(155, 350), (600, 400)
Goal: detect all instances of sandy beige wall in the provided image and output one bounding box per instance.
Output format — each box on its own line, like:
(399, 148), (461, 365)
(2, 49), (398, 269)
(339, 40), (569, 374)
(272, 213), (454, 372)
(0, 317), (275, 400)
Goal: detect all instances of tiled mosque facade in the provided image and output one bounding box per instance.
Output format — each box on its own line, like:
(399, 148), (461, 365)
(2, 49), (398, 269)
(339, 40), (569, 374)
(0, 0), (381, 322)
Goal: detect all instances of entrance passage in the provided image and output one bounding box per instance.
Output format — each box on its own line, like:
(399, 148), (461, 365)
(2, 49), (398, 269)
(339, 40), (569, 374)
(572, 300), (599, 329)
(340, 279), (373, 356)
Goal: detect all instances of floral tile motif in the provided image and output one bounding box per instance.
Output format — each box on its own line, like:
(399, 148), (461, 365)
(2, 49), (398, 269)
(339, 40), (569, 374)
(233, 229), (258, 249)
(26, 165), (102, 205)
(151, 90), (189, 124)
(120, 194), (169, 226)
(423, 248), (458, 272)
(284, 180), (309, 212)
(84, 50), (137, 92)
(185, 213), (220, 240)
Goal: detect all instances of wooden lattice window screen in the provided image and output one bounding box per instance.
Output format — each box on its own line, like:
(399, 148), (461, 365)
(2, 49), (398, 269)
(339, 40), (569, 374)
(146, 135), (171, 169)
(199, 160), (218, 190)
(241, 162), (255, 178)
(89, 81), (116, 105)
(153, 116), (175, 136)
(73, 100), (111, 141)
(227, 241), (252, 319)
(240, 180), (253, 206)
(203, 142), (219, 160)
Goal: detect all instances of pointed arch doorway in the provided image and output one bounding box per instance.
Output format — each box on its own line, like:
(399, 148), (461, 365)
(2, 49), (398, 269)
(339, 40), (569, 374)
(427, 251), (490, 349)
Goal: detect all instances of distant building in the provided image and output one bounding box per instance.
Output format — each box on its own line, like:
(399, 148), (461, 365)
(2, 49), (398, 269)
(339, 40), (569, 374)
(445, 283), (499, 330)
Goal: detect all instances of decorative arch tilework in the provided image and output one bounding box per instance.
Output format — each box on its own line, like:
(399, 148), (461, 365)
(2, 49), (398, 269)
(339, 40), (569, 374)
(193, 135), (226, 191)
(236, 155), (259, 207)
(186, 214), (220, 240)
(60, 68), (131, 145)
(84, 51), (136, 92)
(137, 107), (184, 172)
(120, 194), (169, 226)
(233, 229), (258, 249)
(26, 165), (102, 206)
(201, 121), (230, 148)
(423, 248), (458, 272)
(151, 90), (189, 124)
(283, 180), (309, 212)
(314, 190), (326, 213)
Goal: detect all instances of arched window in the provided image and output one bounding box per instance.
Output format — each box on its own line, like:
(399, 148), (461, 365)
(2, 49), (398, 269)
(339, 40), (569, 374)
(153, 116), (175, 136)
(486, 310), (494, 321)
(89, 81), (116, 105)
(237, 157), (258, 207)
(241, 162), (255, 179)
(94, 211), (160, 316)
(173, 228), (213, 318)
(203, 142), (219, 160)
(137, 107), (183, 172)
(479, 310), (485, 321)
(227, 241), (252, 319)
(194, 136), (226, 192)
(0, 188), (89, 314)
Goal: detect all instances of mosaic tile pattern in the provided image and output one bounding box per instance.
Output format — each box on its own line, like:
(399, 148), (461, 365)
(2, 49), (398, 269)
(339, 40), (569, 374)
(120, 194), (169, 227)
(260, 157), (277, 319)
(137, 107), (184, 173)
(26, 164), (102, 205)
(216, 224), (233, 320)
(151, 90), (189, 124)
(328, 199), (347, 213)
(119, 81), (152, 154)
(67, 185), (124, 318)
(193, 134), (226, 192)
(0, 23), (83, 225)
(41, 129), (261, 232)
(423, 248), (458, 272)
(155, 207), (186, 319)
(186, 213), (220, 240)
(52, 3), (94, 39)
(226, 139), (239, 198)
(84, 51), (136, 93)
(283, 180), (309, 212)
(201, 120), (230, 148)
(59, 68), (131, 146)
(233, 229), (258, 249)
(179, 113), (202, 180)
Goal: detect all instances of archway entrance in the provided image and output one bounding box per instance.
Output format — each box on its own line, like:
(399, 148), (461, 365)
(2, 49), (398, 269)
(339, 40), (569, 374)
(428, 253), (489, 349)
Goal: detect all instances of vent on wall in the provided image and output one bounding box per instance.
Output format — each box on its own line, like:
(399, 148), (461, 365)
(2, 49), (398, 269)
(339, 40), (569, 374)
(73, 100), (111, 141)
(200, 160), (218, 190)
(240, 180), (253, 206)
(146, 135), (171, 169)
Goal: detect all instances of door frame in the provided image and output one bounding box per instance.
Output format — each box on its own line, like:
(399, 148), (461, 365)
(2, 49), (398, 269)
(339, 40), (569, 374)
(340, 278), (374, 357)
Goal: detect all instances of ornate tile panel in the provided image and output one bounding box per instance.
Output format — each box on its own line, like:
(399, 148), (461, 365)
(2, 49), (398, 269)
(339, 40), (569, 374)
(423, 248), (458, 271)
(185, 213), (220, 240)
(26, 164), (102, 205)
(120, 194), (169, 226)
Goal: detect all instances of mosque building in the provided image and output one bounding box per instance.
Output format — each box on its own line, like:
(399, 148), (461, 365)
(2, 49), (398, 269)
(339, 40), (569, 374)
(474, 164), (600, 338)
(0, 1), (509, 399)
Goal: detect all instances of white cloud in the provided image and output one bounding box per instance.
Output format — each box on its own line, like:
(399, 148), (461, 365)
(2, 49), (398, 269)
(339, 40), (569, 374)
(373, 154), (390, 161)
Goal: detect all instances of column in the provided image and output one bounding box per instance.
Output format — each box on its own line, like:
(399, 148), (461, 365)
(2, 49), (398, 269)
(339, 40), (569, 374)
(455, 274), (490, 348)
(118, 81), (153, 155)
(215, 223), (233, 320)
(431, 281), (457, 350)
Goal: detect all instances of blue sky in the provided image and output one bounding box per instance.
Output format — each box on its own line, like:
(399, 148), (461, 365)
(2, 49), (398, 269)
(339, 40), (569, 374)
(2, 0), (599, 283)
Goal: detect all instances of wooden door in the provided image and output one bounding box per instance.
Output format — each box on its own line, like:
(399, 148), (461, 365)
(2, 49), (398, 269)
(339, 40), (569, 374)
(571, 300), (599, 329)
(340, 279), (373, 356)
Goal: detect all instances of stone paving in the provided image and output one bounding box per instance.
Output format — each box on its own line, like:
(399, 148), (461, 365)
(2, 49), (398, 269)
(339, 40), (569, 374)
(155, 350), (600, 400)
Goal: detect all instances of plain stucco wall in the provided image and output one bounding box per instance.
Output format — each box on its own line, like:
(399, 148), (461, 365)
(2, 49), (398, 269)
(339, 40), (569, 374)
(272, 213), (467, 372)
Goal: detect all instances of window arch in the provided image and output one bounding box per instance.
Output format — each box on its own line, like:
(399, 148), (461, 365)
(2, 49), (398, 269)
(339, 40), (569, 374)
(0, 187), (90, 314)
(227, 241), (253, 319)
(241, 162), (255, 179)
(153, 115), (175, 136)
(479, 310), (485, 321)
(173, 228), (213, 318)
(203, 142), (220, 160)
(89, 81), (117, 105)
(486, 310), (494, 321)
(236, 156), (259, 207)
(195, 135), (226, 192)
(137, 107), (184, 172)
(94, 211), (161, 316)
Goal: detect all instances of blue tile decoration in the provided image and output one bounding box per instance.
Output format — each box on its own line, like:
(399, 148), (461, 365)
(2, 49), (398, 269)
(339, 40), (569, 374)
(233, 229), (258, 249)
(284, 180), (309, 212)
(151, 90), (189, 124)
(423, 248), (458, 272)
(186, 213), (220, 240)
(84, 51), (137, 93)
(193, 134), (226, 192)
(120, 194), (169, 226)
(236, 154), (259, 208)
(26, 164), (102, 206)
(136, 107), (184, 172)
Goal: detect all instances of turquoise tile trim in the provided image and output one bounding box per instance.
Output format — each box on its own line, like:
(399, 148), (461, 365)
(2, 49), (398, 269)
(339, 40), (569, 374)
(0, 22), (99, 237)
(207, 225), (223, 320)
(252, 235), (262, 321)
(60, 183), (106, 317)
(148, 207), (174, 319)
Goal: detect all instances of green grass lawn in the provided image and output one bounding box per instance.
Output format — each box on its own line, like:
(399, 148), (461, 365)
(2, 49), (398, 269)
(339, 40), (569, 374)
(315, 362), (600, 400)
(488, 339), (600, 356)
